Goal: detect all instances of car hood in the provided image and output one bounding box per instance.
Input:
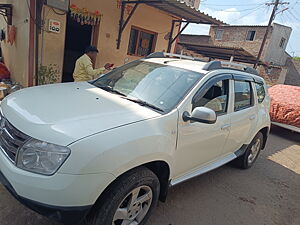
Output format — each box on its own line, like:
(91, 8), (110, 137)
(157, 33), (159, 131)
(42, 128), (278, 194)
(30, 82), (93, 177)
(1, 82), (160, 146)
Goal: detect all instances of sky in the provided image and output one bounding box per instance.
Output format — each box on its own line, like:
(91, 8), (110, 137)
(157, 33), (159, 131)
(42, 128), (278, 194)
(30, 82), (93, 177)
(183, 0), (300, 56)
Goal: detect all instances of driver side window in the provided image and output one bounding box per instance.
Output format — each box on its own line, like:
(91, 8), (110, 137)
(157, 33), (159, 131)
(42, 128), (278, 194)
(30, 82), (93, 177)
(193, 79), (229, 115)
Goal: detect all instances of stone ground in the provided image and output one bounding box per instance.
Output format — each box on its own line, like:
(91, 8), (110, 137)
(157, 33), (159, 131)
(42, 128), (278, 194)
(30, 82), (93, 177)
(0, 126), (299, 225)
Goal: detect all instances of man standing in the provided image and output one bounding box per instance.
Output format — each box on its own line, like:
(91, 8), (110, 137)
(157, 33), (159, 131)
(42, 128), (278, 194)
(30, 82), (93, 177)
(73, 46), (112, 82)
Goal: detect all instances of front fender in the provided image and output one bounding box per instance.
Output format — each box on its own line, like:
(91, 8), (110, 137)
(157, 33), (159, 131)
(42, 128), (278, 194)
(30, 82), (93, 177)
(59, 111), (178, 178)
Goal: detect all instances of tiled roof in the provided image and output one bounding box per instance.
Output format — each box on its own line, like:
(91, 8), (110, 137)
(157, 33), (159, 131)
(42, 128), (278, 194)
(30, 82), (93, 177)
(145, 0), (226, 25)
(178, 41), (264, 65)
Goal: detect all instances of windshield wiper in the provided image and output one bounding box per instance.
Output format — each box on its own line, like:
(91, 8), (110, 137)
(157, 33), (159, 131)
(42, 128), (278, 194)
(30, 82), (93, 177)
(96, 85), (126, 97)
(122, 97), (164, 112)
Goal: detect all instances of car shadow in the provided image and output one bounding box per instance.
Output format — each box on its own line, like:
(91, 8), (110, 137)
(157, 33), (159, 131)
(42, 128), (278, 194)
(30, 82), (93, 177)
(270, 124), (300, 143)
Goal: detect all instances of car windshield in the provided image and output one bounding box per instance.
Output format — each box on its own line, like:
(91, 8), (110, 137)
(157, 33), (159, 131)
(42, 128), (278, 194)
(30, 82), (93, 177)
(91, 61), (204, 112)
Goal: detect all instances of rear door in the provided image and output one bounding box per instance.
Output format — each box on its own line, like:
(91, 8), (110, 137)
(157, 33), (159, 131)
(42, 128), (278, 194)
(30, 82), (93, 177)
(225, 75), (258, 153)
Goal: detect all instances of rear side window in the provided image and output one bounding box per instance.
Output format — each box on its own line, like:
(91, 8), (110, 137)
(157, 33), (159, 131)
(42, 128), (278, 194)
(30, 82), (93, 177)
(255, 83), (266, 103)
(234, 80), (253, 111)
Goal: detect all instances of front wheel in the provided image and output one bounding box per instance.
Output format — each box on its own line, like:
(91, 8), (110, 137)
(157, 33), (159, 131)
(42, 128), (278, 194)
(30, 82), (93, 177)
(234, 132), (264, 169)
(87, 167), (160, 225)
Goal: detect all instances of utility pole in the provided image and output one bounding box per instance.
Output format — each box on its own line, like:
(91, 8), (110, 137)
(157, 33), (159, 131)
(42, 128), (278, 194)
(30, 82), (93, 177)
(254, 0), (289, 68)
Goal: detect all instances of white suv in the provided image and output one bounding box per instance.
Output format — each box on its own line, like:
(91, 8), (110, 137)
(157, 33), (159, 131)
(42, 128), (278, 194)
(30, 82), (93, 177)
(0, 53), (270, 225)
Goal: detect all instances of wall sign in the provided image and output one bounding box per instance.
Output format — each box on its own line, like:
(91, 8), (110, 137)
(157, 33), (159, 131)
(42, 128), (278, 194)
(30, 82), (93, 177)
(49, 19), (61, 33)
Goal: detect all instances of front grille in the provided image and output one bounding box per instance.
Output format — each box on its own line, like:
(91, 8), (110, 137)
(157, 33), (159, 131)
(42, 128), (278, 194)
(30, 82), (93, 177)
(0, 114), (30, 163)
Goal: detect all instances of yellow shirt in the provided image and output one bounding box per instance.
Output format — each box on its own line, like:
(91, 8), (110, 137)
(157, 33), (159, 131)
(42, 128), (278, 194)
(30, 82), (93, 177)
(73, 54), (106, 82)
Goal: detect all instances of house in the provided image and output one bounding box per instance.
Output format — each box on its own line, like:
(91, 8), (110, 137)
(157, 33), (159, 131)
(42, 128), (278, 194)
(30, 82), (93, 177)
(176, 23), (293, 85)
(178, 23), (292, 66)
(0, 0), (224, 87)
(210, 23), (292, 66)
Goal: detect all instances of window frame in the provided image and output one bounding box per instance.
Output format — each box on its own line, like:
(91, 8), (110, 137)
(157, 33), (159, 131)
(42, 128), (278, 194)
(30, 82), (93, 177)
(192, 74), (232, 116)
(215, 29), (224, 40)
(233, 79), (255, 112)
(279, 37), (286, 48)
(255, 82), (266, 104)
(246, 30), (256, 41)
(127, 26), (158, 57)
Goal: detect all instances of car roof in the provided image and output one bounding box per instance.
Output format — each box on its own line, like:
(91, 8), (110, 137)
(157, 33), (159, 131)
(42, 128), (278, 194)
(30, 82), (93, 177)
(143, 58), (265, 84)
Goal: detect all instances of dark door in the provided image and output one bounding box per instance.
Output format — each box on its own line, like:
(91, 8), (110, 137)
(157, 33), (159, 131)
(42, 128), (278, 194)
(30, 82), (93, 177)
(62, 14), (93, 82)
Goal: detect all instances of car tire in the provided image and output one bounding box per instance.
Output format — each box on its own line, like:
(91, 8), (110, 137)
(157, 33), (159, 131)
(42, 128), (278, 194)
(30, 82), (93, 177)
(86, 167), (160, 225)
(234, 132), (264, 169)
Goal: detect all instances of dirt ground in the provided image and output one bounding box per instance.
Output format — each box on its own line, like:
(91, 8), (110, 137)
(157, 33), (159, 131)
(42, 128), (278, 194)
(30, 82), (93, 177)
(0, 126), (299, 225)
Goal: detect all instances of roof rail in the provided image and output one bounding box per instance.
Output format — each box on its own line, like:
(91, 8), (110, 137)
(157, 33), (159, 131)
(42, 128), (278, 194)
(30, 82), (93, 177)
(145, 52), (204, 62)
(145, 53), (259, 76)
(203, 61), (259, 76)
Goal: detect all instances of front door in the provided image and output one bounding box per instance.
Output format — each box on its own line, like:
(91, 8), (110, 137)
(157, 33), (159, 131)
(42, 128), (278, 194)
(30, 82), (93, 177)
(62, 13), (93, 82)
(174, 75), (232, 179)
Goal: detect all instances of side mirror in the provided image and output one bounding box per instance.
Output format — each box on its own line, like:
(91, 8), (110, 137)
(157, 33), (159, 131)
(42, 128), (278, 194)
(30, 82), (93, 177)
(183, 107), (217, 124)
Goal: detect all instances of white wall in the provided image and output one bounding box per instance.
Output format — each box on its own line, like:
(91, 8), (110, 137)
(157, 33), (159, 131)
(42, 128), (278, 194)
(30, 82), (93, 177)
(264, 23), (292, 66)
(0, 0), (30, 86)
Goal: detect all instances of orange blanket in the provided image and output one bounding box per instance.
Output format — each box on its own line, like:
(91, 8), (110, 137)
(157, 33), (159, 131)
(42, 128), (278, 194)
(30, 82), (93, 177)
(269, 85), (300, 128)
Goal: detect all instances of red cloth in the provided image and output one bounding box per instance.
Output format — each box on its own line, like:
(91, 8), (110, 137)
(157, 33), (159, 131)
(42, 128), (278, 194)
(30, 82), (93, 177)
(269, 84), (300, 128)
(7, 25), (16, 45)
(0, 62), (10, 79)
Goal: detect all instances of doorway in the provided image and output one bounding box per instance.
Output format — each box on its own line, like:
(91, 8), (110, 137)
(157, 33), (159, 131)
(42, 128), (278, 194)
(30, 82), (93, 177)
(62, 14), (93, 82)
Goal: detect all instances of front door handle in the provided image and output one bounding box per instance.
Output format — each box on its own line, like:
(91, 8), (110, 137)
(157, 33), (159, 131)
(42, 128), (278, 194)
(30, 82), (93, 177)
(221, 124), (231, 131)
(249, 115), (256, 120)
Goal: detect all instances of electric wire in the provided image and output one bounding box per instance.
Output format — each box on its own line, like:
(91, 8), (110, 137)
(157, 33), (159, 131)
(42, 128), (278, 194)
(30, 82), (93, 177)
(201, 2), (268, 7)
(200, 4), (267, 13)
(228, 5), (267, 24)
(51, 7), (67, 16)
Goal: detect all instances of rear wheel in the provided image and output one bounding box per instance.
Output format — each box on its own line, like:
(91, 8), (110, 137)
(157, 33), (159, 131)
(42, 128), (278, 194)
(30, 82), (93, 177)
(234, 132), (264, 169)
(86, 167), (160, 225)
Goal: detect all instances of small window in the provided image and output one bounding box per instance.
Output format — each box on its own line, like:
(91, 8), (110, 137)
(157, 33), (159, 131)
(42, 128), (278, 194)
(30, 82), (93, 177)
(279, 37), (286, 48)
(234, 80), (253, 111)
(215, 29), (224, 40)
(127, 27), (157, 56)
(193, 80), (229, 115)
(255, 83), (266, 104)
(246, 30), (256, 41)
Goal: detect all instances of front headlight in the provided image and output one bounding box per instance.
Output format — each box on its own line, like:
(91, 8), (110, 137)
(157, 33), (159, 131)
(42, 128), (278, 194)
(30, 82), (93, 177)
(17, 138), (71, 175)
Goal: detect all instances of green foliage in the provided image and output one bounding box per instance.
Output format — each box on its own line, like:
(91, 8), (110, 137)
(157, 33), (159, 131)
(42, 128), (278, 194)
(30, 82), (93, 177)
(293, 57), (300, 61)
(37, 64), (60, 85)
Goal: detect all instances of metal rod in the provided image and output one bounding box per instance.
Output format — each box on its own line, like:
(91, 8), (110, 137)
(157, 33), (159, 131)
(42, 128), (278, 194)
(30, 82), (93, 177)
(121, 3), (139, 31)
(117, 2), (125, 49)
(167, 20), (176, 53)
(170, 22), (189, 45)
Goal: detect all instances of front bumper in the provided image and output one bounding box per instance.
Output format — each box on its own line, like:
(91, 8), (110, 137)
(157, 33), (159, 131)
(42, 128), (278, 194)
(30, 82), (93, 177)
(0, 149), (116, 224)
(0, 170), (90, 224)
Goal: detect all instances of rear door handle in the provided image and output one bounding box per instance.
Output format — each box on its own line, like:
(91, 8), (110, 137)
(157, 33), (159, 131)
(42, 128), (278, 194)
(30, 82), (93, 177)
(221, 124), (231, 131)
(249, 115), (256, 120)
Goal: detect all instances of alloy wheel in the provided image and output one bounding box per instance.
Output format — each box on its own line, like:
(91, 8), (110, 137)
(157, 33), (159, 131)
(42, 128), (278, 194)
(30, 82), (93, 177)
(112, 185), (153, 225)
(248, 138), (261, 164)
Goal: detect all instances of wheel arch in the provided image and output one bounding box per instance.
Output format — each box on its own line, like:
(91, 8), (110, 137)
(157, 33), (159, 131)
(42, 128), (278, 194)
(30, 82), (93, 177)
(90, 160), (171, 216)
(258, 127), (269, 149)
